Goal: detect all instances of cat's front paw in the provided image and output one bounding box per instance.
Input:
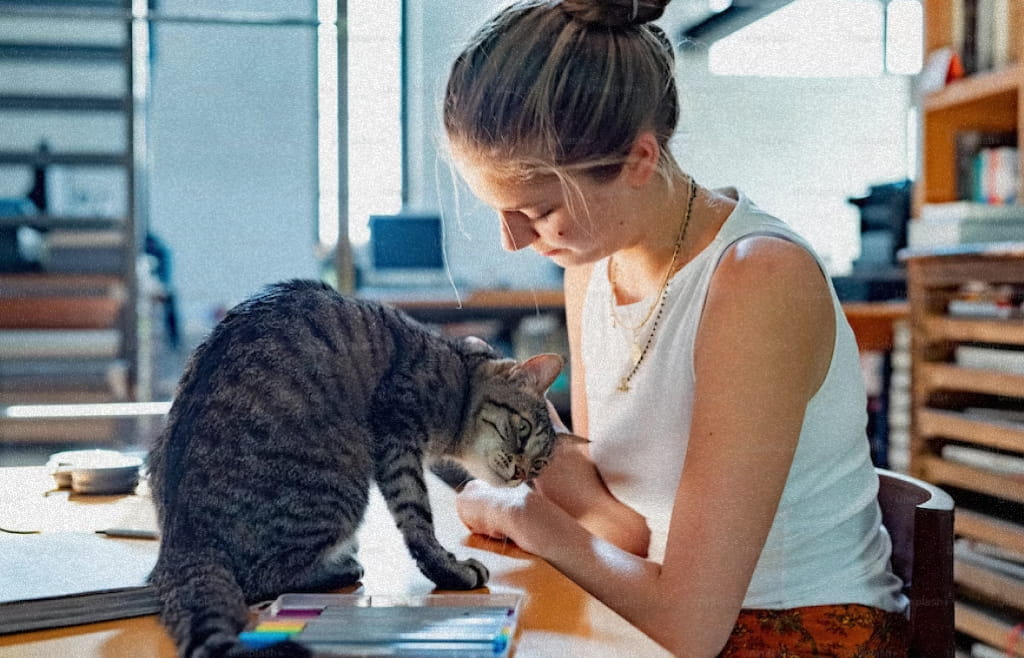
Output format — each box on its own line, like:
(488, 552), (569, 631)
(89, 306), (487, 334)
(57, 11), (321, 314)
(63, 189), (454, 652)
(434, 557), (489, 590)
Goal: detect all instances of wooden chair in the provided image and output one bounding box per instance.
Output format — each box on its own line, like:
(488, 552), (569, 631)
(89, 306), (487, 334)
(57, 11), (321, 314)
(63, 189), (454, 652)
(875, 467), (955, 658)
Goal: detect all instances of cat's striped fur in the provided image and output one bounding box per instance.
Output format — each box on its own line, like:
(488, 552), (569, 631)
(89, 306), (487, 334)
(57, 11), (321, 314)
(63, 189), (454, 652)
(147, 279), (563, 658)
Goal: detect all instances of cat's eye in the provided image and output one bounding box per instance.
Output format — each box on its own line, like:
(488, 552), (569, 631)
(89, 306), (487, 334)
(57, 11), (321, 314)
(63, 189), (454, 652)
(516, 418), (532, 439)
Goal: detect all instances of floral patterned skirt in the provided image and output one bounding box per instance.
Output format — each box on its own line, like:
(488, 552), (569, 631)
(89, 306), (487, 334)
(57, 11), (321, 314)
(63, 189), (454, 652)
(718, 603), (908, 657)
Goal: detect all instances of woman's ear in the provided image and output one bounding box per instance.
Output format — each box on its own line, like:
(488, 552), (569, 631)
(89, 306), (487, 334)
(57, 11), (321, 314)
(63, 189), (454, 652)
(623, 131), (661, 188)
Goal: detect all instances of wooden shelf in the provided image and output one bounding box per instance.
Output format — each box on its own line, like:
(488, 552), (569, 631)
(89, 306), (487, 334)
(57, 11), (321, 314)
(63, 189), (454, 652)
(955, 601), (1024, 657)
(955, 559), (1024, 610)
(920, 315), (1024, 345)
(907, 241), (1024, 651)
(923, 65), (1024, 114)
(384, 288), (565, 311)
(920, 67), (1020, 210)
(917, 408), (1024, 453)
(841, 301), (909, 352)
(0, 6), (147, 443)
(0, 297), (122, 329)
(956, 508), (1024, 555)
(917, 363), (1024, 399)
(919, 452), (1024, 504)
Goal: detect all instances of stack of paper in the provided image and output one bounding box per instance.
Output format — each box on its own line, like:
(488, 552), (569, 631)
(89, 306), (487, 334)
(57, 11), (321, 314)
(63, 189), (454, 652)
(908, 202), (1024, 249)
(0, 531), (159, 634)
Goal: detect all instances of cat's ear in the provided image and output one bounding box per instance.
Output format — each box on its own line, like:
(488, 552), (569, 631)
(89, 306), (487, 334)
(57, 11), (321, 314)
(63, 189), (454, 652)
(515, 353), (563, 393)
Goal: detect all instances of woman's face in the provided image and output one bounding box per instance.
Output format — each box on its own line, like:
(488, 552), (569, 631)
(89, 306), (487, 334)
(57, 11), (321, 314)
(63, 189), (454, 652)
(453, 153), (633, 268)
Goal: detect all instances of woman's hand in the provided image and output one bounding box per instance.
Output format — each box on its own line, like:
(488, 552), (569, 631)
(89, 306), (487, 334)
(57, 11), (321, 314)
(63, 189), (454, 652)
(455, 480), (548, 553)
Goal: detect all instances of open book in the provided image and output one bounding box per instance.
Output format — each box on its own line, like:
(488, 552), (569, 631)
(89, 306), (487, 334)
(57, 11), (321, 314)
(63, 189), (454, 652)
(0, 531), (160, 634)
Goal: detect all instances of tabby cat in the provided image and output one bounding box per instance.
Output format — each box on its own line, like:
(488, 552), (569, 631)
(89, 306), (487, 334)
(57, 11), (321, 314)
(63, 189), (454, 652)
(147, 279), (564, 658)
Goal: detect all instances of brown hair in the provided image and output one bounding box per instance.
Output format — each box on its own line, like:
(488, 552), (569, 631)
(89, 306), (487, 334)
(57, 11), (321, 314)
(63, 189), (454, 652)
(444, 0), (678, 183)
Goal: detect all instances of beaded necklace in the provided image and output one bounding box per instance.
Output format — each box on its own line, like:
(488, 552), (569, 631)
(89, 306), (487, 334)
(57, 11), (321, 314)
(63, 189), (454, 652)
(609, 177), (696, 392)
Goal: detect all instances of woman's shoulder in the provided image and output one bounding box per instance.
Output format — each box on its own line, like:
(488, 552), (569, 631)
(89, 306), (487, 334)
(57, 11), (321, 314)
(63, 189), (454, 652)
(714, 234), (829, 309)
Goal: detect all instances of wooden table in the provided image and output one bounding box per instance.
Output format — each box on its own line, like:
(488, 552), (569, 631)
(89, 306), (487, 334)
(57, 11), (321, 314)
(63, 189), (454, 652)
(842, 301), (910, 353)
(0, 466), (668, 657)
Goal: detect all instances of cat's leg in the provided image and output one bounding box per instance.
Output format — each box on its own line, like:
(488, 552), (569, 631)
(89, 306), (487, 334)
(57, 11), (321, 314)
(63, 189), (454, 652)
(375, 448), (488, 590)
(247, 540), (364, 600)
(246, 473), (371, 598)
(298, 535), (365, 591)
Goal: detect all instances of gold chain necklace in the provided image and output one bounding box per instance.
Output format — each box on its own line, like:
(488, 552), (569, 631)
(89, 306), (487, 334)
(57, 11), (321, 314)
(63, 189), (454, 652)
(610, 177), (696, 392)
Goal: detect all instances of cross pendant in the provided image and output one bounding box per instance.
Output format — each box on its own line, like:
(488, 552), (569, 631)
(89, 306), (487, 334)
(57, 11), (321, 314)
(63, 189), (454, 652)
(630, 343), (643, 366)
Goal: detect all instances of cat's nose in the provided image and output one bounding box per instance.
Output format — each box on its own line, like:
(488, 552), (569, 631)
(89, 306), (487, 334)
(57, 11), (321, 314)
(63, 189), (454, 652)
(513, 465), (526, 482)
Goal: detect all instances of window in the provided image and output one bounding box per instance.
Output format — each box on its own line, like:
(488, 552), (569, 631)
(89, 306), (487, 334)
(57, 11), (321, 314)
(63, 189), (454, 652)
(317, 0), (403, 249)
(708, 0), (921, 77)
(885, 0), (923, 75)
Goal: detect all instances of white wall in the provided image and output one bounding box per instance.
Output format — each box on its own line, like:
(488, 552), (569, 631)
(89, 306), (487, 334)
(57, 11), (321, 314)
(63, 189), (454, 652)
(147, 20), (320, 336)
(146, 0), (319, 337)
(674, 51), (913, 274)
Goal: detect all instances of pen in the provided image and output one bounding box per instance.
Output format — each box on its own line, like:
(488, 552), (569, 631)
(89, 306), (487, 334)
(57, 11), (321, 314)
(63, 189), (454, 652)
(96, 528), (160, 540)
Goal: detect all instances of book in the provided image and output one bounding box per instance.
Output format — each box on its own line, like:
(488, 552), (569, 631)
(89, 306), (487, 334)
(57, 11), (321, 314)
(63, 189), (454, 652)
(920, 202), (1024, 222)
(907, 216), (1024, 249)
(942, 444), (1024, 477)
(955, 538), (1024, 580)
(973, 146), (1019, 204)
(0, 531), (159, 634)
(971, 642), (1006, 658)
(974, 0), (995, 72)
(961, 0), (979, 74)
(954, 131), (1017, 201)
(956, 345), (1024, 374)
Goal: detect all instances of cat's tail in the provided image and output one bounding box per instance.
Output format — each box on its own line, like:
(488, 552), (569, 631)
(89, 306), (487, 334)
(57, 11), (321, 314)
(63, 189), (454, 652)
(150, 547), (310, 658)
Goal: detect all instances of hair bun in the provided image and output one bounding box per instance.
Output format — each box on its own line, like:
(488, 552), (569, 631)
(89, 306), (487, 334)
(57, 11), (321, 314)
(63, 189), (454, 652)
(560, 0), (671, 28)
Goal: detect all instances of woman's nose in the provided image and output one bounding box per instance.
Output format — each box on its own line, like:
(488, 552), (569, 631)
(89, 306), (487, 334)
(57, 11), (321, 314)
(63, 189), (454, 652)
(500, 214), (537, 252)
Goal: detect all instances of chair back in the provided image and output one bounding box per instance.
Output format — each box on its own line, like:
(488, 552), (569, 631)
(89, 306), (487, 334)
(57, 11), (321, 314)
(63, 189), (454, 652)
(875, 467), (955, 658)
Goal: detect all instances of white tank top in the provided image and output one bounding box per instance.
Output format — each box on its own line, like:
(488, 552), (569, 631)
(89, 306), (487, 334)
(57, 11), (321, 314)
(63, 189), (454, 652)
(582, 195), (907, 611)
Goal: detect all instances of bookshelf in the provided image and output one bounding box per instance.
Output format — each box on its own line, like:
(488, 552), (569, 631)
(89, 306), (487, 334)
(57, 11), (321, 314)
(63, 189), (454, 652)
(917, 0), (1023, 213)
(904, 245), (1024, 657)
(913, 3), (1024, 654)
(0, 0), (150, 444)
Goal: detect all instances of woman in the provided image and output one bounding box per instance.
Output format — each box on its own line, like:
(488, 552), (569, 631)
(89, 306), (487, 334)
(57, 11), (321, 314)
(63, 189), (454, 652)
(443, 0), (908, 655)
